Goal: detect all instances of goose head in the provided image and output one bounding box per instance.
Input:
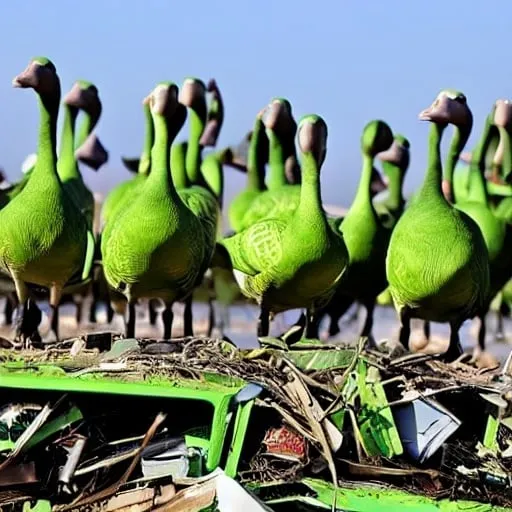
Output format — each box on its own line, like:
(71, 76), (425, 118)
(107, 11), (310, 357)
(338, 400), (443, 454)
(144, 82), (187, 139)
(492, 99), (512, 181)
(179, 77), (207, 125)
(419, 90), (472, 127)
(420, 90), (473, 201)
(377, 134), (410, 172)
(13, 57), (59, 96)
(298, 114), (327, 168)
(261, 98), (296, 137)
(493, 99), (512, 129)
(199, 78), (224, 147)
(64, 80), (99, 111)
(361, 120), (393, 157)
(65, 81), (107, 171)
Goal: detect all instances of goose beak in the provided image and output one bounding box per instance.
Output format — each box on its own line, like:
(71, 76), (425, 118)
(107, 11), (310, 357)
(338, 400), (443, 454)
(12, 61), (42, 89)
(494, 99), (512, 128)
(419, 95), (452, 122)
(206, 79), (218, 93)
(75, 134), (109, 171)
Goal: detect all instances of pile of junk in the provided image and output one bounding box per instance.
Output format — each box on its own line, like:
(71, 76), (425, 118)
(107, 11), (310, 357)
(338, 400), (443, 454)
(0, 332), (511, 511)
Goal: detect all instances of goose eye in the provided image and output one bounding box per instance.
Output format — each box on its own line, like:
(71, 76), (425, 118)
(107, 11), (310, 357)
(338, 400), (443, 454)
(454, 95), (467, 104)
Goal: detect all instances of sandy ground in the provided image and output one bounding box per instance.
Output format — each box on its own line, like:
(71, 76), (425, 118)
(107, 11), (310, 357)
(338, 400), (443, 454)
(0, 298), (511, 364)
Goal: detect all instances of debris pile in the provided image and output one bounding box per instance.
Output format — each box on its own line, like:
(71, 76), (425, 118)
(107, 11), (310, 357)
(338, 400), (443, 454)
(0, 333), (510, 510)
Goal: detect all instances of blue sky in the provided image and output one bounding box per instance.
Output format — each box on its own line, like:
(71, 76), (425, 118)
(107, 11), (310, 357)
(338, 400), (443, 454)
(0, 0), (509, 207)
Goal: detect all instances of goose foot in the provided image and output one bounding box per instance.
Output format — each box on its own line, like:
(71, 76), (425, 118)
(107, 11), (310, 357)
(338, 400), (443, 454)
(380, 338), (407, 358)
(14, 299), (43, 349)
(470, 346), (500, 370)
(279, 312), (306, 344)
(444, 322), (463, 362)
(364, 334), (378, 350)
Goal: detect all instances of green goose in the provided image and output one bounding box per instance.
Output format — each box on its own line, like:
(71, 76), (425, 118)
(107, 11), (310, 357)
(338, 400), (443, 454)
(199, 79), (224, 147)
(176, 77), (220, 335)
(307, 120), (394, 340)
(0, 82), (105, 328)
(325, 135), (409, 337)
(218, 114), (349, 337)
(228, 114), (268, 232)
(5, 82), (107, 207)
(56, 81), (102, 230)
(102, 82), (216, 339)
(445, 101), (512, 360)
(373, 135), (410, 228)
(233, 99), (301, 231)
(0, 57), (93, 343)
(386, 89), (489, 360)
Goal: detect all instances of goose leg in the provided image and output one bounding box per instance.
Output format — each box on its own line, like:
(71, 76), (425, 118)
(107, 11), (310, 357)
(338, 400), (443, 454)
(360, 299), (377, 348)
(125, 302), (136, 338)
(162, 303), (174, 339)
(326, 297), (355, 338)
(398, 308), (411, 350)
(149, 299), (159, 326)
(12, 277), (42, 347)
(89, 274), (101, 324)
(477, 313), (487, 352)
(183, 295), (194, 337)
(106, 302), (114, 323)
(305, 310), (321, 339)
(74, 295), (83, 325)
(423, 321), (431, 341)
(257, 306), (270, 337)
(445, 321), (463, 362)
(207, 298), (215, 336)
(15, 299), (42, 348)
(48, 285), (63, 342)
(4, 293), (16, 325)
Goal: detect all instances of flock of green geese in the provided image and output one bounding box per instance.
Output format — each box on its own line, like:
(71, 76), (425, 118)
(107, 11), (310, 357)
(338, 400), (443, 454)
(1, 56), (512, 367)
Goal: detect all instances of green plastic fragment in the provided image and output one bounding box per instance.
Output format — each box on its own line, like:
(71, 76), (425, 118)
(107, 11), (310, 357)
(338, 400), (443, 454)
(285, 348), (356, 371)
(354, 359), (403, 458)
(23, 501), (51, 512)
(300, 478), (512, 512)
